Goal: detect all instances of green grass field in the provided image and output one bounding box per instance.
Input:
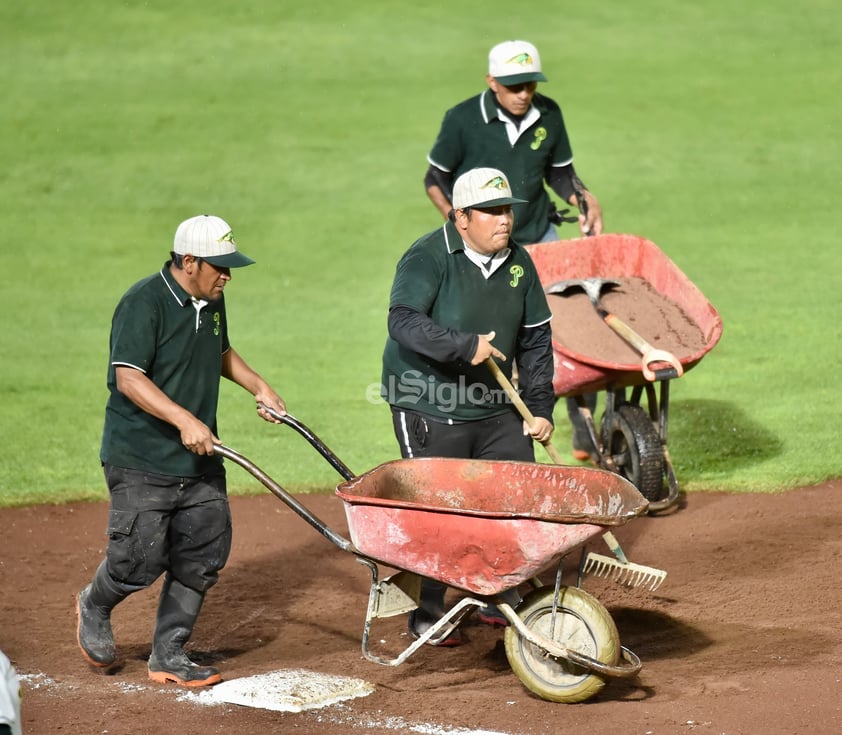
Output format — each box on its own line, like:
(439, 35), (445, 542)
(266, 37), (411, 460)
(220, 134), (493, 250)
(2, 0), (840, 506)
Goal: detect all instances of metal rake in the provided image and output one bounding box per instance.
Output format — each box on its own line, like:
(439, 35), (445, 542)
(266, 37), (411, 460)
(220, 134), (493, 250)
(582, 532), (667, 592)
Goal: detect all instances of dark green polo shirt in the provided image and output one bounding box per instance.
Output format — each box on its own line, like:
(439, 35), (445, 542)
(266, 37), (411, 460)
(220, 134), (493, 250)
(100, 262), (229, 476)
(428, 90), (574, 245)
(381, 221), (551, 421)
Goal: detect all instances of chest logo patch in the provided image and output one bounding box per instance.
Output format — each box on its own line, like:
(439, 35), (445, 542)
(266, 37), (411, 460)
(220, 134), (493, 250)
(213, 311), (221, 336)
(531, 127), (547, 150)
(509, 264), (524, 287)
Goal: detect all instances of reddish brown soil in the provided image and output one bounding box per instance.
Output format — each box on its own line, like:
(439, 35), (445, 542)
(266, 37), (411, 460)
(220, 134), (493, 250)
(3, 479), (842, 735)
(548, 277), (708, 366)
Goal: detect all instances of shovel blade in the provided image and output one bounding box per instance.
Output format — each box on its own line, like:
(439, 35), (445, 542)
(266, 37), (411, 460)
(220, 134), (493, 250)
(545, 278), (622, 301)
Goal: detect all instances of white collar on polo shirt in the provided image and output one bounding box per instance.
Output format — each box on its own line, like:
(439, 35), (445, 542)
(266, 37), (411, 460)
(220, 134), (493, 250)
(462, 242), (510, 279)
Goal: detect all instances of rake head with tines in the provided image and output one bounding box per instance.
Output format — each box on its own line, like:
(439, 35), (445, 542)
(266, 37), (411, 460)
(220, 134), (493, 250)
(583, 552), (668, 592)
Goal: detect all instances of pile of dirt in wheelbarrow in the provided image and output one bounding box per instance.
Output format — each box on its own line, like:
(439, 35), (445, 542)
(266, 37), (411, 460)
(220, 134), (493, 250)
(3, 478), (842, 735)
(547, 277), (710, 366)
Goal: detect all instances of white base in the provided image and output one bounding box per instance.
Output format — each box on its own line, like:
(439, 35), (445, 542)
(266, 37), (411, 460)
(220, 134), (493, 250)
(208, 669), (375, 712)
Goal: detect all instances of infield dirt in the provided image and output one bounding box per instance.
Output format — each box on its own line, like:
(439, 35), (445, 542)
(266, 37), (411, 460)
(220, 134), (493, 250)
(3, 478), (842, 734)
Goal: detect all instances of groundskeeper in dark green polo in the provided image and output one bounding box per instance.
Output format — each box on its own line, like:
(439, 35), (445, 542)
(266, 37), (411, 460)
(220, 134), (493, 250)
(382, 168), (557, 646)
(427, 89), (574, 245)
(100, 263), (230, 477)
(381, 216), (552, 422)
(79, 213), (288, 688)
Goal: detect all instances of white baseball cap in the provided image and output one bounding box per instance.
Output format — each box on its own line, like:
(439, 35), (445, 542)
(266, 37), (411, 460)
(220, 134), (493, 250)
(488, 40), (547, 85)
(452, 167), (527, 210)
(173, 214), (255, 268)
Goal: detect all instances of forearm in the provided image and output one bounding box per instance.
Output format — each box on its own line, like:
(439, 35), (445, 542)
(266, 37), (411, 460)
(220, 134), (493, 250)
(424, 165), (455, 220)
(221, 347), (269, 395)
(221, 347), (287, 419)
(548, 164), (603, 235)
(115, 366), (196, 432)
(388, 306), (477, 364)
(515, 324), (556, 421)
(425, 185), (452, 220)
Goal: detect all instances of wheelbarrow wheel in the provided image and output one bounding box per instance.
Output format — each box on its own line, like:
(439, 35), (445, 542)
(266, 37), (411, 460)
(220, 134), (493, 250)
(504, 586), (620, 703)
(602, 403), (664, 502)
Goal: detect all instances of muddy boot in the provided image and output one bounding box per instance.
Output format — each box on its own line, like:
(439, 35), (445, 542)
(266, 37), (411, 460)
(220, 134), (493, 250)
(75, 560), (134, 667)
(147, 576), (221, 687)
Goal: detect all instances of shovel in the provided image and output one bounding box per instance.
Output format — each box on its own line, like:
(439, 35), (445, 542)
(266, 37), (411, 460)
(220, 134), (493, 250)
(545, 278), (684, 382)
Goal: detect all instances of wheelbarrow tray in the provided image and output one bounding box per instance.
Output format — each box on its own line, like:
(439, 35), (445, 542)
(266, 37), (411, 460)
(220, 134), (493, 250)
(526, 233), (723, 396)
(335, 457), (647, 596)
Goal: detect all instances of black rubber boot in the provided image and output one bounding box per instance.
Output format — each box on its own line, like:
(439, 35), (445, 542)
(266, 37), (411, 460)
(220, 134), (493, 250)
(147, 576), (221, 687)
(75, 560), (134, 667)
(408, 578), (462, 647)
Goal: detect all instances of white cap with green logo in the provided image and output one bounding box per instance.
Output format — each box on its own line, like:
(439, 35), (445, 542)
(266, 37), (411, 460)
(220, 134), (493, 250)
(488, 40), (547, 85)
(452, 168), (527, 210)
(173, 214), (255, 268)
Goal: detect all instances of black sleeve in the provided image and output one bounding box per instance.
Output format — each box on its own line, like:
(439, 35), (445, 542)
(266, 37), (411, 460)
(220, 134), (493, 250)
(388, 305), (478, 365)
(515, 323), (556, 423)
(546, 163), (587, 204)
(424, 164), (455, 201)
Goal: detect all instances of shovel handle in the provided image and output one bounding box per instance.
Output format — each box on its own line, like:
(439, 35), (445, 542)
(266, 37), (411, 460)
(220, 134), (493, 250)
(602, 314), (684, 381)
(484, 358), (565, 464)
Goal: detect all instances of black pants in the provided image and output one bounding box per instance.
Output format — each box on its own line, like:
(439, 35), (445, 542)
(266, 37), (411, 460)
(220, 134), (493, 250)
(102, 464), (232, 593)
(390, 408), (534, 462)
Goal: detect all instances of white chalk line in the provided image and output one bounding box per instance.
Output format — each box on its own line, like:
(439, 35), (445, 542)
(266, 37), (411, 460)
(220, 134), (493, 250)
(17, 669), (521, 735)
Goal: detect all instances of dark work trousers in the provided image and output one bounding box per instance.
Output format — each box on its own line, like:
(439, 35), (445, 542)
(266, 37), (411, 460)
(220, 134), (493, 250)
(102, 464), (232, 594)
(390, 408), (535, 462)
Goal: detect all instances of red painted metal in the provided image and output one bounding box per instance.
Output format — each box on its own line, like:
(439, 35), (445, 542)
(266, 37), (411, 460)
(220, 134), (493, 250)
(335, 458), (647, 596)
(526, 233), (723, 397)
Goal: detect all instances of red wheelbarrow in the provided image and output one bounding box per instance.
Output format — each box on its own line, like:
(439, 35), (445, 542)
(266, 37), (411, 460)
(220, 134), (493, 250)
(526, 233), (723, 511)
(216, 407), (667, 704)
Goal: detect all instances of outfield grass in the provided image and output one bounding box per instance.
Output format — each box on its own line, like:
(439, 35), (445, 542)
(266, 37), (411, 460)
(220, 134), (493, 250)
(2, 0), (839, 506)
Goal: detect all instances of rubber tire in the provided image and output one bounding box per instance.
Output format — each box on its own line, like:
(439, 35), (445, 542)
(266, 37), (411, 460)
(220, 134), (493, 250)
(504, 586), (620, 703)
(601, 403), (665, 502)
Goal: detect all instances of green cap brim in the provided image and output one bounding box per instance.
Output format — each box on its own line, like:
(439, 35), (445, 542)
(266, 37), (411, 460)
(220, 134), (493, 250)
(493, 71), (547, 86)
(203, 251), (255, 268)
(467, 196), (528, 210)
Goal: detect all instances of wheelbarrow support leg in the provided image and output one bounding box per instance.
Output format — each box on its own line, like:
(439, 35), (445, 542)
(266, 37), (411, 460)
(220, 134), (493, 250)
(355, 559), (477, 667)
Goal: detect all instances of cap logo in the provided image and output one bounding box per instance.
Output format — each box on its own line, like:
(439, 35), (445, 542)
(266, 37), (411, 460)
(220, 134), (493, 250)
(480, 176), (509, 192)
(506, 52), (533, 67)
(219, 230), (236, 245)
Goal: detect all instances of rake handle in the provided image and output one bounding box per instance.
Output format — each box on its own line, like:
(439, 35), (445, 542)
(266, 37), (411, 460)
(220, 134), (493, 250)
(484, 357), (565, 465)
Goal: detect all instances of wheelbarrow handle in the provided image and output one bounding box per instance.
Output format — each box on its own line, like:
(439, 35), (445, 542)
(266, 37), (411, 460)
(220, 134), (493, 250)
(484, 358), (565, 465)
(257, 403), (355, 481)
(214, 443), (355, 553)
